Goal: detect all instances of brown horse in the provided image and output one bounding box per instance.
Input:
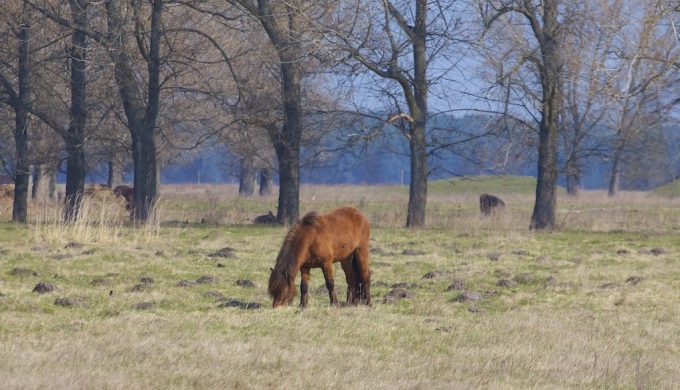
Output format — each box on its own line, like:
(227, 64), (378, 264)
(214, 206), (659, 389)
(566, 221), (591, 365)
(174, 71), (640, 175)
(480, 193), (505, 216)
(268, 206), (371, 308)
(113, 185), (134, 212)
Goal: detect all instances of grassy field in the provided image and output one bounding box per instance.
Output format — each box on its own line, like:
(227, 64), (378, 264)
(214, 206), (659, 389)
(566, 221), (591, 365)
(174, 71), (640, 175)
(1, 179), (680, 389)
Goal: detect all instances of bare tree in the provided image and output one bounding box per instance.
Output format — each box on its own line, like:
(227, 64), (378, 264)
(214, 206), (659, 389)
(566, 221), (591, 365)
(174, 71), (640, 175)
(329, 0), (465, 227)
(0, 1), (32, 222)
(482, 0), (565, 230)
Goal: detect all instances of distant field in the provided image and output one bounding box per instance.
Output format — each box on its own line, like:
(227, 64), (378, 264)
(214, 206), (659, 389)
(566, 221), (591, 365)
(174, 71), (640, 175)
(652, 179), (680, 198)
(1, 181), (680, 388)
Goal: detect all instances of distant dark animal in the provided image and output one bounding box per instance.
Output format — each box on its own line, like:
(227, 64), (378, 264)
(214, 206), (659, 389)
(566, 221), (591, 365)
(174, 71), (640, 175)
(113, 185), (134, 211)
(480, 193), (505, 216)
(253, 211), (276, 224)
(268, 206), (371, 308)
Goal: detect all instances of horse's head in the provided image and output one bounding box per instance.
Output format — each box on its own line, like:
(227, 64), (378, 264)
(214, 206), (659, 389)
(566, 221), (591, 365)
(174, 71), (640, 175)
(268, 267), (296, 308)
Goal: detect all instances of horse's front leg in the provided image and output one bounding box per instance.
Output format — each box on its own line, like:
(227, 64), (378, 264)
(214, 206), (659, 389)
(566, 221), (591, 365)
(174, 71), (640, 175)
(299, 267), (311, 308)
(321, 262), (339, 306)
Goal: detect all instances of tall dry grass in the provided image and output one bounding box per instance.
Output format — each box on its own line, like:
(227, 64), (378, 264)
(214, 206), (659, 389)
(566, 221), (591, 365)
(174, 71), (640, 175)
(27, 194), (163, 245)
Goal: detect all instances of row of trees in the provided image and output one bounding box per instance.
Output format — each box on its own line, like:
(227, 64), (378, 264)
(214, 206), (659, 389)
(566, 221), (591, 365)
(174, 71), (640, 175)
(1, 0), (678, 229)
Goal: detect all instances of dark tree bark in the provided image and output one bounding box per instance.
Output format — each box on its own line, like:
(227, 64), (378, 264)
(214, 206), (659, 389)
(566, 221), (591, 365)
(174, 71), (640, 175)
(565, 158), (580, 196)
(608, 153), (621, 197)
(229, 0), (303, 225)
(105, 0), (161, 221)
(238, 157), (257, 196)
(527, 1), (562, 231)
(64, 0), (89, 221)
(259, 167), (273, 196)
(405, 0), (428, 228)
(13, 11), (31, 223)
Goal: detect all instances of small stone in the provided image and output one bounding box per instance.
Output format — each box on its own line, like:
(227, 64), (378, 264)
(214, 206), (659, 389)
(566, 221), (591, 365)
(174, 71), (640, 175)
(203, 291), (226, 301)
(196, 275), (216, 284)
(90, 278), (110, 286)
(616, 249), (629, 255)
(235, 279), (255, 288)
(128, 284), (148, 292)
(468, 306), (484, 313)
(54, 297), (86, 307)
(133, 301), (156, 310)
(452, 291), (483, 302)
(650, 247), (667, 256)
(217, 300), (262, 310)
(496, 279), (517, 288)
(32, 283), (55, 294)
(487, 252), (501, 262)
(383, 287), (413, 303)
(177, 279), (196, 287)
(207, 247), (236, 259)
(154, 251), (165, 256)
(625, 276), (642, 286)
(140, 276), (154, 284)
(422, 271), (445, 279)
(546, 276), (557, 286)
(446, 279), (465, 291)
(64, 242), (83, 249)
(216, 263), (225, 268)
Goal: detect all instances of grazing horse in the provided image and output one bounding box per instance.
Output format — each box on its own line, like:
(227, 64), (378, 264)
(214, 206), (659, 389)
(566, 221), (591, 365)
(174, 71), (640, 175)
(268, 206), (371, 308)
(253, 211), (276, 224)
(480, 193), (505, 216)
(113, 185), (134, 212)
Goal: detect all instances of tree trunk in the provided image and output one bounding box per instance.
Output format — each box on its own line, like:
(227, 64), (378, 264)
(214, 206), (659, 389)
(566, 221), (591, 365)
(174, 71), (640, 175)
(107, 160), (123, 188)
(405, 0), (428, 228)
(273, 134), (300, 225)
(106, 0), (161, 222)
(259, 167), (273, 196)
(565, 158), (580, 196)
(406, 127), (427, 227)
(608, 153), (620, 197)
(529, 1), (561, 231)
(64, 0), (89, 222)
(32, 164), (54, 201)
(273, 56), (302, 225)
(13, 15), (30, 223)
(238, 157), (256, 196)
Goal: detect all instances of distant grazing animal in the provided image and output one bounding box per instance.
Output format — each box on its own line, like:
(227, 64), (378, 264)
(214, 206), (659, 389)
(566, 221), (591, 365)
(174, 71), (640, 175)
(480, 193), (505, 216)
(253, 211), (276, 224)
(268, 206), (371, 308)
(113, 185), (134, 211)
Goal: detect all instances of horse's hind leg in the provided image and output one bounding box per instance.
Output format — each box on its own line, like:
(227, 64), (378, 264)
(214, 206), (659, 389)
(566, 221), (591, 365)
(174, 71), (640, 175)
(353, 246), (371, 305)
(341, 257), (358, 305)
(321, 262), (340, 306)
(299, 267), (311, 308)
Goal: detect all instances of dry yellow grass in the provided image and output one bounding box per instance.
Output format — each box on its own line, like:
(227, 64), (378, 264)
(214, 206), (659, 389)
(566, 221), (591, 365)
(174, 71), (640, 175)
(0, 184), (679, 389)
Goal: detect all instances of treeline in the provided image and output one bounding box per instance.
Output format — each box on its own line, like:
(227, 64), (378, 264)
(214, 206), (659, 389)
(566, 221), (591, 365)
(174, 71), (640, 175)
(1, 1), (678, 229)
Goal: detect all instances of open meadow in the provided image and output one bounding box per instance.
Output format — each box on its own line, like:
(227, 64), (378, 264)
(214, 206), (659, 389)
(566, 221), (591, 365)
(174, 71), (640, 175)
(1, 177), (680, 389)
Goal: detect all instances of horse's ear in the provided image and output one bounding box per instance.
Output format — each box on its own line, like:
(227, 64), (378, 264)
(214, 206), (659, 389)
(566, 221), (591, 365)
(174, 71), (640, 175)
(270, 267), (274, 273)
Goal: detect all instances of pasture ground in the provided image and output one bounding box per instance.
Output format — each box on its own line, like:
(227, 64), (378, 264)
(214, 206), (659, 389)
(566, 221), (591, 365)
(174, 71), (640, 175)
(1, 179), (680, 389)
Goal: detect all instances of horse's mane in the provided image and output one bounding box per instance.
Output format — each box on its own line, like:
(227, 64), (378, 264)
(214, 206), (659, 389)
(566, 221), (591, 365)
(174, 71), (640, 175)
(268, 212), (322, 298)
